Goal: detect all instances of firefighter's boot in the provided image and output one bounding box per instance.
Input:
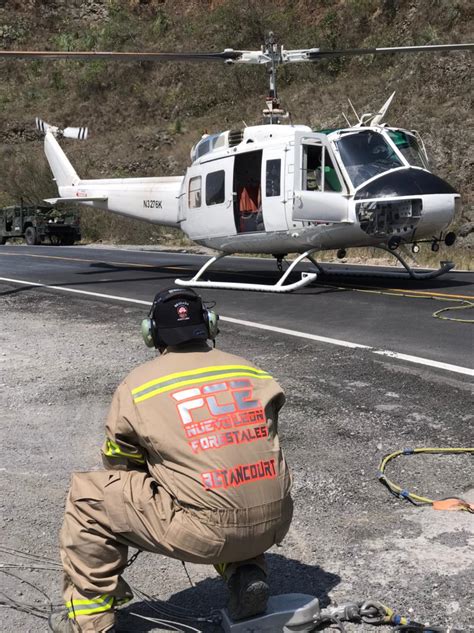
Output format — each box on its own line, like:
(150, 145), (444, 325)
(227, 564), (269, 620)
(48, 609), (116, 633)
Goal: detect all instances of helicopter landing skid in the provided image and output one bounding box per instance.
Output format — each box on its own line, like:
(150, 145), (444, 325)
(376, 246), (455, 279)
(175, 250), (318, 293)
(308, 248), (455, 280)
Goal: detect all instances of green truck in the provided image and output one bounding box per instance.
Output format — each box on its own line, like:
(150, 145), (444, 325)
(0, 203), (81, 245)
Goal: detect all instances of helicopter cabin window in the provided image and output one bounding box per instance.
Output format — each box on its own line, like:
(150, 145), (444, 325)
(388, 130), (428, 170)
(266, 160), (281, 197)
(303, 146), (342, 193)
(206, 170), (225, 206)
(188, 176), (202, 208)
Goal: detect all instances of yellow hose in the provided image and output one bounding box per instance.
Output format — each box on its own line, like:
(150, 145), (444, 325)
(378, 447), (474, 507)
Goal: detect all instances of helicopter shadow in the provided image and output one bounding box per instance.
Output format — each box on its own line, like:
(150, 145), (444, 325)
(315, 271), (473, 292)
(76, 261), (335, 294)
(118, 553), (340, 632)
(81, 261), (177, 275)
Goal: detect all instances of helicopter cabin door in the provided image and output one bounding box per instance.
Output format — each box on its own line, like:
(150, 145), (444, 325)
(182, 157), (236, 240)
(293, 138), (349, 224)
(261, 148), (288, 232)
(233, 150), (264, 233)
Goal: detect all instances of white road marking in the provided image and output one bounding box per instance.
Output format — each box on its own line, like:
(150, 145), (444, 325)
(372, 350), (474, 376)
(1, 276), (473, 377)
(0, 276), (150, 305)
(221, 316), (370, 349)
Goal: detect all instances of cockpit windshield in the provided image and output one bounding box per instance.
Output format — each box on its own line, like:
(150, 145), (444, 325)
(388, 130), (429, 169)
(335, 130), (402, 188)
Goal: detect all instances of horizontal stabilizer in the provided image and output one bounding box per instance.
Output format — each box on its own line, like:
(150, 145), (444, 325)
(44, 196), (108, 204)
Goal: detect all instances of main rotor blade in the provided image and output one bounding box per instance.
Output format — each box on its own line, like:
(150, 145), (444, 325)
(1, 43), (472, 64)
(0, 50), (243, 62)
(302, 43), (474, 61)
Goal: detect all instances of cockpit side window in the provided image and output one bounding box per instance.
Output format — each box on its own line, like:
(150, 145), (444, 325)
(336, 131), (402, 188)
(302, 145), (343, 192)
(324, 150), (343, 192)
(304, 145), (322, 191)
(388, 130), (428, 169)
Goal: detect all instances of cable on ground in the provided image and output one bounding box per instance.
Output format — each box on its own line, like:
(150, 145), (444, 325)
(378, 447), (474, 510)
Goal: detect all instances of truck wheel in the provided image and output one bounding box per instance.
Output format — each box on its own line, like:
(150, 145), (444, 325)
(61, 236), (75, 246)
(25, 227), (39, 246)
(0, 237), (7, 245)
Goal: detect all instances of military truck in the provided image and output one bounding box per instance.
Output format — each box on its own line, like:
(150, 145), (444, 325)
(0, 203), (81, 245)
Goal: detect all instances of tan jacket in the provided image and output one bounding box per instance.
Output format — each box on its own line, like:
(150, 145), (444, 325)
(101, 342), (292, 511)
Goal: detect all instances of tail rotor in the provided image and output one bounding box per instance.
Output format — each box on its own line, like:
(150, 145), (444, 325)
(36, 117), (88, 140)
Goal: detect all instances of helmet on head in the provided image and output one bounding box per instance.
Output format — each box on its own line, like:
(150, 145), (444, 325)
(141, 287), (219, 348)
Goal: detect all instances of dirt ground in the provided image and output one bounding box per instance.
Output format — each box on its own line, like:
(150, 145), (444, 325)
(1, 281), (473, 632)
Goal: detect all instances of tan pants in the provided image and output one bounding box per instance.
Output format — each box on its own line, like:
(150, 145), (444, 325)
(60, 470), (293, 631)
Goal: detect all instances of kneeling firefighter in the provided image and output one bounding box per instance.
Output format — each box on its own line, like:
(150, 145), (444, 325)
(50, 287), (293, 633)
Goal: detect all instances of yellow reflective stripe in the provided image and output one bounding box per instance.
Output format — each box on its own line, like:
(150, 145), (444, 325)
(66, 594), (114, 618)
(65, 593), (132, 619)
(133, 371), (272, 404)
(68, 604), (112, 618)
(104, 439), (145, 463)
(66, 594), (113, 608)
(214, 562), (228, 576)
(131, 364), (270, 395)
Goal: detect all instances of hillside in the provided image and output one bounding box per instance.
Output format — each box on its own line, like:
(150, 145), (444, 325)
(0, 0), (472, 260)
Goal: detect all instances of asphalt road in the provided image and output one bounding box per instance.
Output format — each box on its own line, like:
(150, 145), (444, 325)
(1, 244), (473, 373)
(1, 280), (473, 632)
(1, 244), (472, 631)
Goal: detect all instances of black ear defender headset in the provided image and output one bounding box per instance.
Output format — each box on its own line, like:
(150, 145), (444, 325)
(141, 287), (219, 349)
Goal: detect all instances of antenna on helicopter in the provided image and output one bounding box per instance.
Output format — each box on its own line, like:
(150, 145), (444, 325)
(347, 99), (361, 125)
(369, 91), (396, 126)
(355, 91), (396, 127)
(342, 112), (352, 127)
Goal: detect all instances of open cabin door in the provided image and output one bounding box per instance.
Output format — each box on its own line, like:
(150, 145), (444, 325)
(233, 150), (264, 233)
(181, 157), (236, 240)
(293, 137), (350, 224)
(231, 148), (288, 234)
(261, 148), (288, 232)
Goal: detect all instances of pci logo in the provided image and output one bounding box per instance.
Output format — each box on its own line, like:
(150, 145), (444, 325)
(143, 199), (163, 209)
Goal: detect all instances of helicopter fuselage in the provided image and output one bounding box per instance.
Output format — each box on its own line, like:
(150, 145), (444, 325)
(46, 122), (458, 256)
(180, 124), (458, 254)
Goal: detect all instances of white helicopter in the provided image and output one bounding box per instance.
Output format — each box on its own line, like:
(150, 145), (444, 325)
(3, 35), (473, 292)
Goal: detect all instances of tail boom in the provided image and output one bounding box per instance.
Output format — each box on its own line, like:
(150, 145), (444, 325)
(54, 177), (184, 227)
(39, 119), (184, 227)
